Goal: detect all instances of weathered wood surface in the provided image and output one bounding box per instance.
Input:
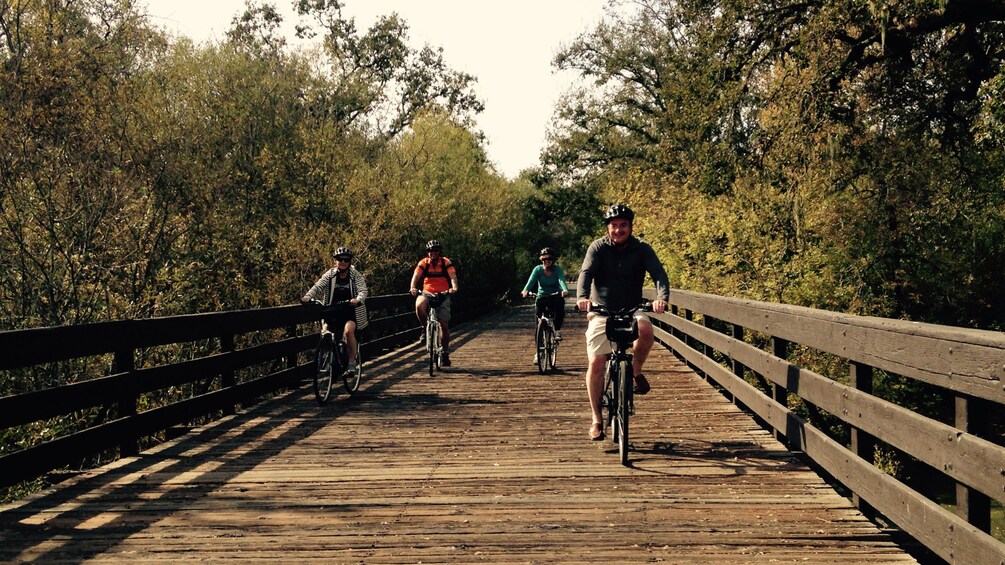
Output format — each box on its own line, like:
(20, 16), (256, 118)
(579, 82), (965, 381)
(0, 306), (918, 563)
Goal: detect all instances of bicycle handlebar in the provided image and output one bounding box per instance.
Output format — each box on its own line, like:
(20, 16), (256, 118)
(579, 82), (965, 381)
(524, 291), (565, 299)
(305, 299), (354, 317)
(587, 302), (654, 317)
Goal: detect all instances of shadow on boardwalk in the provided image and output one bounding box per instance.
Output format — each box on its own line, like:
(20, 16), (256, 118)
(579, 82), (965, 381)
(0, 306), (919, 563)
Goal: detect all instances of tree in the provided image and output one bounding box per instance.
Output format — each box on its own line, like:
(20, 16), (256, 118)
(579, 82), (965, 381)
(293, 0), (484, 139)
(546, 0), (1005, 328)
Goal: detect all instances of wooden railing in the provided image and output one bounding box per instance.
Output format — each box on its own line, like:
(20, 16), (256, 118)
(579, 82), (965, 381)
(0, 289), (497, 492)
(647, 288), (1005, 564)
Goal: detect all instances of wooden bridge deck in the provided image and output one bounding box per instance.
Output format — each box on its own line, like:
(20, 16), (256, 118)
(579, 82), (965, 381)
(0, 306), (919, 563)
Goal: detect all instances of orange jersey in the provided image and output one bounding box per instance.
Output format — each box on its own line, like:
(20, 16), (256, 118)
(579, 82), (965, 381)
(414, 257), (456, 293)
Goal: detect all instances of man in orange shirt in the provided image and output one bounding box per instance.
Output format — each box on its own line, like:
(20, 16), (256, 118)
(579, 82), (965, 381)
(409, 240), (459, 366)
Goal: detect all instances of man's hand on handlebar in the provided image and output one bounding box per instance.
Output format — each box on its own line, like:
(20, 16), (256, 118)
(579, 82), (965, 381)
(652, 299), (667, 314)
(576, 298), (591, 312)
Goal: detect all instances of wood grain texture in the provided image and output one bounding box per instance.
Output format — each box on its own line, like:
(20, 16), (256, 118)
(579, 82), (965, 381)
(0, 306), (919, 563)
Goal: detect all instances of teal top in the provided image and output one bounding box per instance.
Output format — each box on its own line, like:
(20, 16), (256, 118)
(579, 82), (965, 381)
(522, 264), (570, 297)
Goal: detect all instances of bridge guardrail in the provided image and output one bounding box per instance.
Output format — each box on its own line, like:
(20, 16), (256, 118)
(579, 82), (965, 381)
(0, 287), (499, 494)
(646, 287), (1005, 564)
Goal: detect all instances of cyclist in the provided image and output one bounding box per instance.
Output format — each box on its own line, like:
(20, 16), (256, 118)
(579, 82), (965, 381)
(520, 247), (570, 364)
(576, 204), (669, 441)
(409, 240), (459, 367)
(301, 247), (369, 374)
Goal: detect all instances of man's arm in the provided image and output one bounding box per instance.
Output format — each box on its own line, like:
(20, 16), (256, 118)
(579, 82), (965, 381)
(644, 245), (670, 313)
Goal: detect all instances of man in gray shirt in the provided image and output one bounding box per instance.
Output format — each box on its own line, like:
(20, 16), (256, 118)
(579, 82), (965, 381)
(576, 204), (669, 441)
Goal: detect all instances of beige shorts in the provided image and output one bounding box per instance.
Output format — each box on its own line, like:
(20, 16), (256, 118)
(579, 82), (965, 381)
(422, 293), (452, 323)
(585, 312), (650, 358)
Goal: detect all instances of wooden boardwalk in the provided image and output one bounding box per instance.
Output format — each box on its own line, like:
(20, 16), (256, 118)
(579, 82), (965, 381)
(0, 306), (919, 563)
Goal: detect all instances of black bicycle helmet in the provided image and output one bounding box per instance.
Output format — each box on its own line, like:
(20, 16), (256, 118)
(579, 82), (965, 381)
(539, 247), (556, 259)
(602, 203), (635, 223)
(334, 247), (354, 260)
(426, 239), (442, 251)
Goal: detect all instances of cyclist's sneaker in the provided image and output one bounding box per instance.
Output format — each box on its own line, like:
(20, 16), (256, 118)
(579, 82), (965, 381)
(418, 332), (426, 345)
(633, 373), (651, 395)
(555, 330), (562, 341)
(345, 362), (357, 374)
(440, 352), (452, 367)
(532, 353), (539, 365)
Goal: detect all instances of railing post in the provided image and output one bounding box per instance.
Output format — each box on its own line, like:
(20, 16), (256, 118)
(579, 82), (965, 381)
(114, 349), (138, 457)
(684, 309), (702, 376)
(220, 334), (236, 416)
(285, 325), (297, 370)
(668, 305), (683, 360)
(770, 337), (789, 445)
(849, 361), (876, 520)
(729, 324), (745, 408)
(955, 394), (991, 533)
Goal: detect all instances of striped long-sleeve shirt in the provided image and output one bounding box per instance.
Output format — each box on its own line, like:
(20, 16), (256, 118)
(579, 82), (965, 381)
(304, 266), (369, 330)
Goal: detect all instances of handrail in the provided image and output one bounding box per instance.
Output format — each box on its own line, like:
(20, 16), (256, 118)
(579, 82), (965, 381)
(0, 287), (498, 492)
(646, 288), (1005, 564)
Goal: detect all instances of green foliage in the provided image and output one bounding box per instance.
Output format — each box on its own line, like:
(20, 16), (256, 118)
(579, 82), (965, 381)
(546, 0), (1005, 486)
(548, 0), (1005, 328)
(0, 0), (529, 500)
(0, 0), (517, 333)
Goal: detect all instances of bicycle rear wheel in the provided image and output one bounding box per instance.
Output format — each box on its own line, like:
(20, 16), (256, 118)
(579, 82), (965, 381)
(314, 333), (335, 405)
(342, 342), (361, 395)
(617, 359), (633, 465)
(536, 321), (548, 374)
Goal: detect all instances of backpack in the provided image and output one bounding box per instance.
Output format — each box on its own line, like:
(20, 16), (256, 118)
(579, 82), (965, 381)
(419, 257), (454, 283)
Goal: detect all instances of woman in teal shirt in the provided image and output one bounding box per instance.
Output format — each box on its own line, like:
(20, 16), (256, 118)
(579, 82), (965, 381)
(520, 247), (570, 341)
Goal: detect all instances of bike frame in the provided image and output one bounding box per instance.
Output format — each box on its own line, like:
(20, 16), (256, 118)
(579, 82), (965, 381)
(311, 300), (360, 402)
(591, 302), (652, 466)
(424, 292), (449, 376)
(531, 292), (563, 373)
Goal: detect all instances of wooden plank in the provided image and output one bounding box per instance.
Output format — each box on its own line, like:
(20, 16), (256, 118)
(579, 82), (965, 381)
(0, 305), (317, 370)
(656, 325), (1005, 565)
(666, 289), (1005, 403)
(0, 307), (924, 563)
(0, 365), (308, 489)
(0, 334), (314, 429)
(656, 313), (1005, 505)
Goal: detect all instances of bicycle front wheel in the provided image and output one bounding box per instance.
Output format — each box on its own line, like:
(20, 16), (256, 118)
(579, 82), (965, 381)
(617, 359), (633, 465)
(546, 323), (558, 371)
(536, 321), (548, 374)
(314, 333), (335, 405)
(603, 362), (616, 441)
(427, 319), (439, 376)
(343, 342), (362, 395)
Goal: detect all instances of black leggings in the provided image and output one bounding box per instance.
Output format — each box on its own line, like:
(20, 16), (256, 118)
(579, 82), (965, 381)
(535, 294), (566, 330)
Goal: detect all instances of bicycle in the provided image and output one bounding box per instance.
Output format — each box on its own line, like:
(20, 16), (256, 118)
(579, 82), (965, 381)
(528, 291), (563, 373)
(311, 300), (362, 404)
(423, 291), (450, 376)
(590, 301), (653, 466)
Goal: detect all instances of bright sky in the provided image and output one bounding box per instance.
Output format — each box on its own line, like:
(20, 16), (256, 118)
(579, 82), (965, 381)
(141, 0), (611, 179)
